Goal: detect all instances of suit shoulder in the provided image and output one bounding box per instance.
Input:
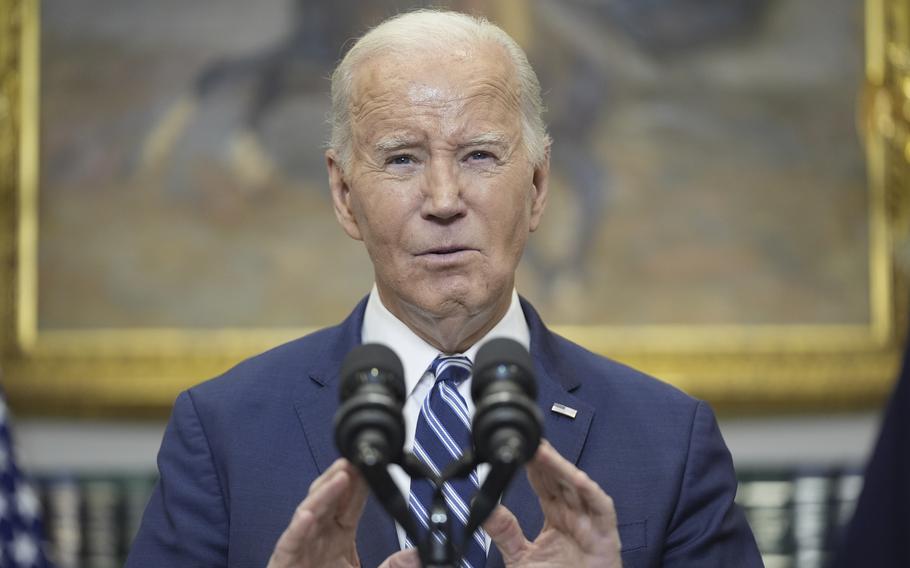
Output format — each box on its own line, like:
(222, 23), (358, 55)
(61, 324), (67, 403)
(549, 332), (700, 411)
(186, 322), (346, 408)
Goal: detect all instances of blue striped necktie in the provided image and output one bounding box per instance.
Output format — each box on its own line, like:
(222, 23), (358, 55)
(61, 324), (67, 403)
(407, 355), (487, 568)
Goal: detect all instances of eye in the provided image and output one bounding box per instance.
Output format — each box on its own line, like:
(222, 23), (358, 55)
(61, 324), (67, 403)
(387, 155), (414, 166)
(466, 150), (495, 162)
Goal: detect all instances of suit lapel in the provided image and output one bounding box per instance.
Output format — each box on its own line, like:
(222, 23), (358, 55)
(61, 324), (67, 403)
(486, 300), (596, 568)
(292, 298), (364, 475)
(291, 297), (400, 566)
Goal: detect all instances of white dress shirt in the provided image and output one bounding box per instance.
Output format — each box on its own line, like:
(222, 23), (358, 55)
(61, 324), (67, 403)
(360, 285), (531, 552)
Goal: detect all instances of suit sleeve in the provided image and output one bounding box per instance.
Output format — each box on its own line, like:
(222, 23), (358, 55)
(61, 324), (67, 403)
(125, 390), (230, 567)
(662, 401), (762, 567)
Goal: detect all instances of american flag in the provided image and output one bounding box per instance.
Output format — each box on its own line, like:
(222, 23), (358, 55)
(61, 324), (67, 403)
(0, 389), (51, 567)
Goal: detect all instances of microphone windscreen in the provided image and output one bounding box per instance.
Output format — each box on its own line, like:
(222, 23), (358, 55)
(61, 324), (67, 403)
(473, 337), (535, 400)
(339, 343), (405, 402)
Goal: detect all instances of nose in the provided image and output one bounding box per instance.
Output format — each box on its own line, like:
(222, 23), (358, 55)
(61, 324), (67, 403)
(420, 159), (466, 222)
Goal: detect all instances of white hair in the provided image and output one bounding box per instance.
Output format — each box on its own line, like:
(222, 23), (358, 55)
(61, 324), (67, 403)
(328, 9), (550, 171)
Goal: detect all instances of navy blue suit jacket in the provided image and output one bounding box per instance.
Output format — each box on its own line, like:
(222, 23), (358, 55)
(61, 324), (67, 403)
(126, 299), (760, 567)
(830, 333), (910, 568)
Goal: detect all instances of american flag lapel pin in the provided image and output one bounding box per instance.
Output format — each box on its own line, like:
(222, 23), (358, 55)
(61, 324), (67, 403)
(550, 402), (578, 419)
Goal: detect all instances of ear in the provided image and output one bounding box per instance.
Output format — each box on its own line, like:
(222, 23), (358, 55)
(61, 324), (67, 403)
(528, 145), (551, 232)
(327, 149), (363, 241)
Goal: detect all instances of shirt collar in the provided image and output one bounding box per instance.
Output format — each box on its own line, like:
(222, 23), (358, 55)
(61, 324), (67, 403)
(361, 285), (530, 398)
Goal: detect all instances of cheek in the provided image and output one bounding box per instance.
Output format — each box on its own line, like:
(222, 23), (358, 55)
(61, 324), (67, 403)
(477, 207), (530, 274)
(351, 184), (416, 254)
(492, 177), (535, 241)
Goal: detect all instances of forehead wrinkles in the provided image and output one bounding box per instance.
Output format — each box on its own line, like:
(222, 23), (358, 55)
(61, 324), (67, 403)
(351, 75), (523, 146)
(349, 44), (523, 139)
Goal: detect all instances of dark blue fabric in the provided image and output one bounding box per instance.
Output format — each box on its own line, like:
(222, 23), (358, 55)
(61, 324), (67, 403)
(830, 338), (910, 568)
(125, 297), (761, 568)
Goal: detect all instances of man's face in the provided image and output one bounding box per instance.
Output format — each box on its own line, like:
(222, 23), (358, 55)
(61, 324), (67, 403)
(328, 41), (549, 326)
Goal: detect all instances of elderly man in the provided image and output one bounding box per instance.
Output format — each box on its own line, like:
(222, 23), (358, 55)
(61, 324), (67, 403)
(126, 10), (760, 568)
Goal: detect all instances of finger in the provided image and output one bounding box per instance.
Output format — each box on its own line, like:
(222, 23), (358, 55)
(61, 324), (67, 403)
(526, 441), (563, 499)
(535, 442), (617, 530)
(272, 507), (316, 557)
(482, 504), (529, 562)
(572, 469), (618, 535)
(530, 442), (621, 553)
(308, 458), (350, 495)
(276, 469), (352, 556)
(527, 441), (584, 511)
(337, 465), (369, 527)
(309, 470), (353, 519)
(378, 548), (421, 568)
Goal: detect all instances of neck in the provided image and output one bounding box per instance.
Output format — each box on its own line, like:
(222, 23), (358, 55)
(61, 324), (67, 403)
(377, 288), (512, 355)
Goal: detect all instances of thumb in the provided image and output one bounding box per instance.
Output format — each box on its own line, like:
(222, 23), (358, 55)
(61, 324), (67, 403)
(378, 548), (421, 568)
(483, 505), (529, 562)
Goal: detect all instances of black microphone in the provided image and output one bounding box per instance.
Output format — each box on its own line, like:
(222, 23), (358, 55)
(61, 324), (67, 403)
(333, 344), (422, 545)
(334, 343), (406, 467)
(471, 337), (542, 466)
(464, 337), (543, 539)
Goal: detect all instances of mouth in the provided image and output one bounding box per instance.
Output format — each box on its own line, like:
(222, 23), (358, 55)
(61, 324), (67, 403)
(415, 246), (478, 265)
(420, 246), (474, 255)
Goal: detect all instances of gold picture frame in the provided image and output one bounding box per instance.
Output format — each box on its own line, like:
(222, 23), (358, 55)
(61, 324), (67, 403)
(1, 0), (908, 417)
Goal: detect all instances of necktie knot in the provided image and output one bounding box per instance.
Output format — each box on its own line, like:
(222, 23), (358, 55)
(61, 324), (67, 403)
(430, 355), (472, 386)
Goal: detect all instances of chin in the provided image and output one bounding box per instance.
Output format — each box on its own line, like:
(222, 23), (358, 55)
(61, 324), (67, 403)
(421, 289), (475, 315)
(422, 281), (507, 318)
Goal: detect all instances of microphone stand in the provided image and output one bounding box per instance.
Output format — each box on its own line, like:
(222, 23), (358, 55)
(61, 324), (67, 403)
(355, 447), (521, 568)
(354, 450), (421, 543)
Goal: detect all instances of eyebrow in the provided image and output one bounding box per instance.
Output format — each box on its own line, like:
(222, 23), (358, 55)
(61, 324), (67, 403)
(373, 132), (511, 154)
(458, 133), (510, 149)
(374, 135), (421, 154)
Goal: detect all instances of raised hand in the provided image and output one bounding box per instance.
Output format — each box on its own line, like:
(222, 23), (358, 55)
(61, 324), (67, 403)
(267, 459), (368, 568)
(483, 440), (623, 567)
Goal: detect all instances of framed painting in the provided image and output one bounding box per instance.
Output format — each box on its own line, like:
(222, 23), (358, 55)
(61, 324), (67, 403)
(1, 0), (908, 416)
